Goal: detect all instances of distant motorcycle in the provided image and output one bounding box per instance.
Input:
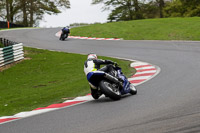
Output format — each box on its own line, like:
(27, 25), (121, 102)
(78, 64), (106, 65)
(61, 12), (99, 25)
(59, 32), (68, 41)
(89, 63), (137, 100)
(59, 27), (70, 41)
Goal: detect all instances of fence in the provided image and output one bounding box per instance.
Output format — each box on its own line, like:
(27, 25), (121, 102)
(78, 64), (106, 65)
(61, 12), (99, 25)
(0, 38), (18, 47)
(0, 38), (24, 67)
(0, 21), (24, 28)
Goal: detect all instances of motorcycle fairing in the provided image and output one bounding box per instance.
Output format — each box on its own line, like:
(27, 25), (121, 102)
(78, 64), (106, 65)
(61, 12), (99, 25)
(117, 68), (131, 94)
(87, 71), (105, 87)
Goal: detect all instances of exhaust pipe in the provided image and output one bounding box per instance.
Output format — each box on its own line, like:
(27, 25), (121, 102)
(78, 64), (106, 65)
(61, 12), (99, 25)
(104, 73), (119, 84)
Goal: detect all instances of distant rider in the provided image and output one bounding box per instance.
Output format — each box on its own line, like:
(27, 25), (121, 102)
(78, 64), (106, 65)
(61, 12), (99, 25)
(62, 26), (70, 34)
(84, 53), (116, 99)
(60, 26), (70, 40)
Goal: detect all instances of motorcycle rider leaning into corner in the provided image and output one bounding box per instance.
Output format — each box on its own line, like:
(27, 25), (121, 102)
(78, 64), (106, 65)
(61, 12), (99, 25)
(61, 26), (70, 37)
(84, 53), (119, 99)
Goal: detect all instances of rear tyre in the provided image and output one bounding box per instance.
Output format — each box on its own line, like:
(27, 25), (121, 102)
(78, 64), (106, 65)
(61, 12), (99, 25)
(129, 84), (137, 95)
(99, 80), (121, 100)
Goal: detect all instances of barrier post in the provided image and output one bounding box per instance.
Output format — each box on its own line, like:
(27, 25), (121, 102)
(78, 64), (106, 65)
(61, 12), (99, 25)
(7, 21), (10, 29)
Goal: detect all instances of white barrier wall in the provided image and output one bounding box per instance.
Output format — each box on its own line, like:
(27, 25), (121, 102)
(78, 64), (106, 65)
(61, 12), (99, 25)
(0, 43), (24, 67)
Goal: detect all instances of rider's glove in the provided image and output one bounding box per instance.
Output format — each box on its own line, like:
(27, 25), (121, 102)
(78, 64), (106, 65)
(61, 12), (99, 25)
(114, 62), (118, 66)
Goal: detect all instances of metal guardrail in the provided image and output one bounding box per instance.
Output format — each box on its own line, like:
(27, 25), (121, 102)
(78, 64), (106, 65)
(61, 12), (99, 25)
(0, 38), (24, 67)
(0, 38), (18, 47)
(0, 21), (24, 28)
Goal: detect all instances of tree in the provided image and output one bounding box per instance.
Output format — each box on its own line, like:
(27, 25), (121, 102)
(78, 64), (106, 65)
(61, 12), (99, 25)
(163, 0), (184, 17)
(6, 0), (10, 21)
(134, 0), (142, 19)
(140, 1), (160, 19)
(92, 0), (143, 22)
(21, 0), (70, 27)
(0, 0), (70, 27)
(143, 0), (165, 18)
(0, 1), (5, 20)
(180, 0), (200, 16)
(157, 0), (165, 18)
(163, 0), (200, 17)
(0, 0), (21, 23)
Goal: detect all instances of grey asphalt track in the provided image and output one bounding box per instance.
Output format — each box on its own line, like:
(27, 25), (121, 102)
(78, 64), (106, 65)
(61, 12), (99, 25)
(0, 28), (200, 133)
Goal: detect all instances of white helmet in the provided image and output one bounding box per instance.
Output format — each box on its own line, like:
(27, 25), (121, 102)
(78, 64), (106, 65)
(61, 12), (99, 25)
(87, 53), (97, 60)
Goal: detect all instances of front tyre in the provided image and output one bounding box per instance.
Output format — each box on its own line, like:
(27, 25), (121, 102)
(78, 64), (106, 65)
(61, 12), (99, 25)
(99, 80), (121, 100)
(129, 84), (137, 95)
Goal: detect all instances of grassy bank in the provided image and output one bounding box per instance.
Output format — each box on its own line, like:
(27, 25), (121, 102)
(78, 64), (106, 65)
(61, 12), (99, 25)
(71, 17), (200, 40)
(0, 27), (37, 31)
(0, 42), (3, 48)
(0, 47), (135, 116)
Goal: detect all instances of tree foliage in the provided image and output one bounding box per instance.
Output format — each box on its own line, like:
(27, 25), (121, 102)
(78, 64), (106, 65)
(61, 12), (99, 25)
(1, 0), (200, 26)
(0, 1), (5, 20)
(164, 0), (200, 17)
(0, 0), (70, 27)
(93, 0), (200, 22)
(92, 0), (143, 22)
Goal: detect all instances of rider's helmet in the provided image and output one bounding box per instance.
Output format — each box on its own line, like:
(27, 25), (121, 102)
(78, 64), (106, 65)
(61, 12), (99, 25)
(63, 26), (69, 29)
(87, 53), (97, 60)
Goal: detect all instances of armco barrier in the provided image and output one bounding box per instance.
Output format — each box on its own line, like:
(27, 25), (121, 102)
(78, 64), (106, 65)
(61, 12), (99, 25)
(0, 38), (18, 47)
(0, 21), (24, 28)
(0, 38), (24, 67)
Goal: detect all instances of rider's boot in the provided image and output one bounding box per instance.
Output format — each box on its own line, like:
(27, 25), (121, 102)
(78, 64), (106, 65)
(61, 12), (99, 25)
(91, 88), (102, 99)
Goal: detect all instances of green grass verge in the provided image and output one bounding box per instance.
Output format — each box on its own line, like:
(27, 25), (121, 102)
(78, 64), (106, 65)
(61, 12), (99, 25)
(71, 17), (200, 41)
(0, 47), (136, 116)
(0, 42), (3, 48)
(0, 27), (38, 31)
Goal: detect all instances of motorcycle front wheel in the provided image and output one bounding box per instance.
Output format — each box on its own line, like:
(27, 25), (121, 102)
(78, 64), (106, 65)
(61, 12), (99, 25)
(99, 80), (121, 100)
(129, 84), (137, 95)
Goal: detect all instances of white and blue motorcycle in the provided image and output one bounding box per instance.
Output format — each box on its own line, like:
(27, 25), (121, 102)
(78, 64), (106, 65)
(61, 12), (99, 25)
(88, 64), (137, 100)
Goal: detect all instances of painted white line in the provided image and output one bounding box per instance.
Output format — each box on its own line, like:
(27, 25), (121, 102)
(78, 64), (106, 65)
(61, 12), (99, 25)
(14, 108), (57, 118)
(136, 70), (157, 74)
(135, 70), (157, 75)
(55, 31), (122, 41)
(96, 38), (105, 40)
(128, 76), (152, 81)
(136, 66), (155, 70)
(63, 95), (93, 103)
(0, 116), (19, 119)
(131, 63), (149, 67)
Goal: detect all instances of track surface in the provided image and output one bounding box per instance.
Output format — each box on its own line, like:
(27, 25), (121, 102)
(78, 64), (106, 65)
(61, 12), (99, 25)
(0, 28), (200, 133)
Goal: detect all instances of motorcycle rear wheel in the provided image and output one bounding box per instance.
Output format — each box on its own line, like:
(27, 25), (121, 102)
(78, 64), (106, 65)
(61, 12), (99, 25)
(99, 80), (121, 100)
